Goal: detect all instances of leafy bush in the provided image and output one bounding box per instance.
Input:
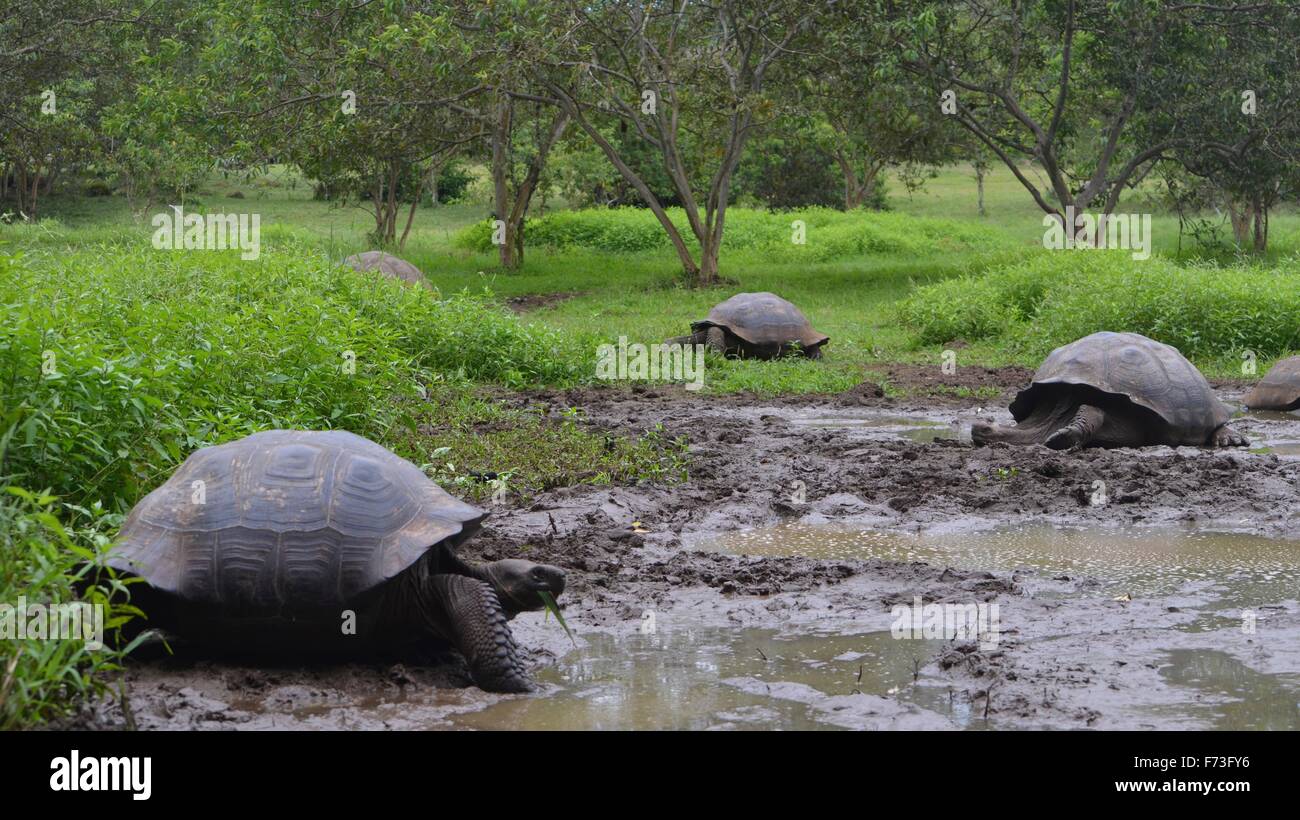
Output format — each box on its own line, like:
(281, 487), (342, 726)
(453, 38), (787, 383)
(453, 207), (1011, 262)
(0, 487), (140, 729)
(899, 250), (1300, 358)
(0, 243), (585, 510)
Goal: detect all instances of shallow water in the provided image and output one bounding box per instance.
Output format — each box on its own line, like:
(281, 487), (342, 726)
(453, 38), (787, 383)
(786, 413), (963, 442)
(694, 524), (1300, 608)
(447, 526), (1300, 731)
(453, 626), (956, 730)
(677, 523), (1300, 729)
(1155, 650), (1300, 730)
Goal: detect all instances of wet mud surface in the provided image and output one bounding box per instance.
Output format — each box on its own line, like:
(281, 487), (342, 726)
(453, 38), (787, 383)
(107, 369), (1300, 730)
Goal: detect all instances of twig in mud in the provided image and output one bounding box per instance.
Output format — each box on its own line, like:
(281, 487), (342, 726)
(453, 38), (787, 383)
(912, 657), (922, 682)
(856, 664), (863, 684)
(547, 513), (558, 536)
(755, 647), (768, 661)
(984, 680), (998, 720)
(118, 669), (137, 732)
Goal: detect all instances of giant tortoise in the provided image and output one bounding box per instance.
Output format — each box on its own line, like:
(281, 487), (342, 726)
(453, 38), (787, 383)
(343, 250), (427, 286)
(971, 331), (1246, 449)
(1243, 356), (1300, 411)
(109, 430), (565, 693)
(667, 292), (828, 359)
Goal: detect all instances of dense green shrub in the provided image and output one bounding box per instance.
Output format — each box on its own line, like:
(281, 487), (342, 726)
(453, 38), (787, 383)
(0, 487), (141, 729)
(0, 242), (585, 511)
(453, 207), (1011, 261)
(899, 250), (1300, 358)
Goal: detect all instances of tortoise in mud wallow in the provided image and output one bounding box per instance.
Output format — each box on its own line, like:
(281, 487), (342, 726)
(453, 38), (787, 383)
(971, 331), (1247, 450)
(667, 292), (829, 359)
(108, 430), (565, 693)
(1243, 356), (1300, 411)
(343, 250), (427, 286)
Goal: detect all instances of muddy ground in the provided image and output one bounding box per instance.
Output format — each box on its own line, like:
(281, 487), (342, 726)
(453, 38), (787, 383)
(97, 367), (1300, 730)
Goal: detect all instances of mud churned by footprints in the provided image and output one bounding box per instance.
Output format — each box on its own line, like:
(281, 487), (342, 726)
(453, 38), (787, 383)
(109, 370), (1300, 730)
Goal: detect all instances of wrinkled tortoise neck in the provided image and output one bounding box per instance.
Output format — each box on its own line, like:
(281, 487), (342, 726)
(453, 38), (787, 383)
(435, 546), (529, 617)
(437, 545), (490, 582)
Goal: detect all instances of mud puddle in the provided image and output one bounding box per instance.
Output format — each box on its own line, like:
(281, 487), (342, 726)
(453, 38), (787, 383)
(686, 523), (1300, 729)
(453, 627), (953, 730)
(785, 411), (965, 444)
(1229, 409), (1300, 457)
(1155, 650), (1300, 730)
(693, 524), (1300, 606)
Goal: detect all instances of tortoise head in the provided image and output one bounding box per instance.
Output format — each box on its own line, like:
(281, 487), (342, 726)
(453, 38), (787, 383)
(480, 559), (566, 617)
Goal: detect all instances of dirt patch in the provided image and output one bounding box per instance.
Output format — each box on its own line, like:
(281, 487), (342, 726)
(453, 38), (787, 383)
(507, 366), (1033, 414)
(106, 383), (1300, 730)
(866, 363), (1035, 402)
(504, 291), (583, 314)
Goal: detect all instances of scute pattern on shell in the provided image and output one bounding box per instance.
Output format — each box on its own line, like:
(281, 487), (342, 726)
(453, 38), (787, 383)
(1009, 331), (1230, 440)
(694, 292), (828, 349)
(1243, 355), (1300, 410)
(109, 430), (484, 607)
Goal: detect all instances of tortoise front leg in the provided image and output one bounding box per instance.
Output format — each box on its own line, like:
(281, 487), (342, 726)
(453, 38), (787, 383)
(1045, 404), (1105, 450)
(427, 574), (534, 693)
(704, 326), (727, 355)
(1210, 424), (1248, 447)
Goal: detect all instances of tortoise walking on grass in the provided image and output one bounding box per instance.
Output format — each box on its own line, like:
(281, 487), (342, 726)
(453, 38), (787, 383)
(109, 430), (565, 693)
(343, 250), (427, 286)
(971, 331), (1246, 449)
(667, 292), (829, 359)
(1243, 356), (1300, 411)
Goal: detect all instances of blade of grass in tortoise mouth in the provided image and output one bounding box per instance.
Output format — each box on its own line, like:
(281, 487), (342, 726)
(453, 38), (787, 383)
(538, 591), (576, 646)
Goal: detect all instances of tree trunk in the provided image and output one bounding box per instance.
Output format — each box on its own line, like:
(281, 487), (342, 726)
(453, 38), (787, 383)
(836, 152), (882, 211)
(546, 85), (700, 279)
(398, 165), (429, 252)
(698, 232), (721, 287)
(1228, 200), (1252, 246)
(1253, 194), (1268, 253)
(16, 162), (29, 216)
(975, 165), (986, 217)
(370, 178), (385, 243)
(491, 96), (516, 268)
(384, 161), (399, 244)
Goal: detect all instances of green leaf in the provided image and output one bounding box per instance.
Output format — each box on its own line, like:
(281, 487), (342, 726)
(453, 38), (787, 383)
(537, 591), (576, 646)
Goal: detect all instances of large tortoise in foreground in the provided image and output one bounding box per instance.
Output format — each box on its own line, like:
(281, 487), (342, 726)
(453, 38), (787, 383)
(668, 292), (828, 359)
(1243, 356), (1300, 411)
(109, 430), (565, 693)
(972, 331), (1246, 449)
(343, 250), (427, 286)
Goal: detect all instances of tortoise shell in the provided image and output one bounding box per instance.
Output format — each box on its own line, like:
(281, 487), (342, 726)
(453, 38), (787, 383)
(343, 251), (426, 286)
(692, 292), (828, 352)
(1243, 356), (1300, 411)
(1010, 332), (1229, 440)
(109, 430), (484, 608)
